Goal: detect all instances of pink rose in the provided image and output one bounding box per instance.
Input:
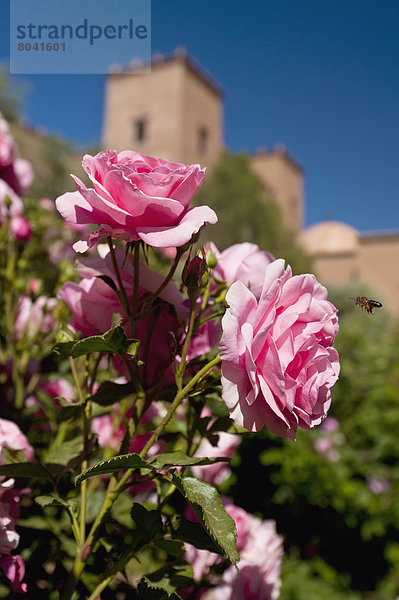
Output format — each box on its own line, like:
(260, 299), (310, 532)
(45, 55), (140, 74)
(215, 562), (280, 600)
(366, 475), (391, 495)
(92, 412), (123, 450)
(58, 277), (120, 338)
(314, 437), (334, 455)
(14, 296), (57, 341)
(0, 180), (23, 224)
(0, 554), (27, 593)
(58, 247), (186, 388)
(9, 216), (32, 242)
(0, 418), (34, 464)
(219, 259), (340, 440)
(56, 150), (217, 252)
(0, 113), (33, 196)
(0, 418), (32, 594)
(0, 113), (15, 167)
(74, 246), (184, 307)
(92, 395), (160, 452)
(184, 500), (283, 600)
(42, 378), (75, 403)
(0, 480), (20, 555)
(214, 506), (283, 600)
(39, 197), (55, 212)
(10, 159), (34, 195)
(0, 157), (34, 197)
(320, 416), (339, 433)
(0, 479), (29, 592)
(209, 242), (275, 300)
(184, 545), (218, 583)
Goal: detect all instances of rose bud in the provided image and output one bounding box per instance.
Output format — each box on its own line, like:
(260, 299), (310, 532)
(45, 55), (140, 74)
(9, 216), (32, 242)
(182, 255), (209, 301)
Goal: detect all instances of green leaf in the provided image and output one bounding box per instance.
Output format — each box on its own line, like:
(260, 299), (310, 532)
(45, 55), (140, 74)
(57, 404), (82, 423)
(0, 462), (53, 481)
(146, 563), (192, 595)
(3, 447), (27, 464)
(208, 416), (234, 433)
(172, 473), (239, 566)
(18, 516), (54, 530)
(88, 380), (137, 406)
(43, 437), (83, 467)
(170, 517), (222, 554)
(55, 327), (75, 344)
(53, 340), (76, 357)
(35, 495), (79, 524)
(75, 453), (153, 486)
(126, 339), (140, 357)
(131, 503), (163, 539)
(137, 578), (182, 600)
(111, 312), (123, 328)
(149, 451), (229, 469)
(153, 539), (185, 558)
(36, 495), (68, 508)
(57, 397), (82, 407)
(70, 326), (126, 357)
(53, 323), (127, 358)
(85, 490), (106, 523)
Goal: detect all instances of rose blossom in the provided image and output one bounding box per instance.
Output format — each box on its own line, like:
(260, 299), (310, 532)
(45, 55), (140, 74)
(209, 242), (275, 300)
(0, 418), (33, 465)
(0, 419), (32, 594)
(212, 504), (283, 600)
(0, 554), (27, 594)
(39, 197), (55, 212)
(42, 378), (75, 403)
(56, 150), (217, 252)
(320, 416), (339, 433)
(58, 247), (186, 387)
(0, 113), (33, 195)
(219, 259), (340, 440)
(366, 475), (391, 495)
(7, 159), (34, 196)
(0, 112), (14, 167)
(184, 501), (283, 600)
(0, 480), (28, 593)
(14, 296), (57, 342)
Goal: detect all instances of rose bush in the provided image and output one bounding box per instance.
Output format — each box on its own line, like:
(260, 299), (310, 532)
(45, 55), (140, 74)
(0, 124), (344, 598)
(56, 150), (217, 252)
(219, 258), (339, 439)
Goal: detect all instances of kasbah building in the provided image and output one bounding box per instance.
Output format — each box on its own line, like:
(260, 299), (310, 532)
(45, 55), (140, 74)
(103, 48), (399, 318)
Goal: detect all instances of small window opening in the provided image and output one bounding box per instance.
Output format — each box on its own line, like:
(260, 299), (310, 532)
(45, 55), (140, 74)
(134, 118), (147, 142)
(198, 126), (208, 153)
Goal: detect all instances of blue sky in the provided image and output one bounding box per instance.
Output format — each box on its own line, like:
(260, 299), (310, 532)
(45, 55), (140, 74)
(1, 0), (398, 232)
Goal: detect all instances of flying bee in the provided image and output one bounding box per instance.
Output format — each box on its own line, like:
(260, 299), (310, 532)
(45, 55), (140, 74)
(349, 296), (383, 315)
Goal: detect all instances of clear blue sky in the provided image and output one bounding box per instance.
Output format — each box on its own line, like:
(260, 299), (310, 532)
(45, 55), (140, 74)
(1, 0), (398, 232)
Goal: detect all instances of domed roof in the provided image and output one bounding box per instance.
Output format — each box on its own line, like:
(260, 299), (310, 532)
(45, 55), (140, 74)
(298, 221), (359, 255)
